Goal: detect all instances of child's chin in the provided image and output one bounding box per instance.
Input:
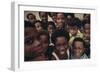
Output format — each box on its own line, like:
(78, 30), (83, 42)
(75, 54), (81, 58)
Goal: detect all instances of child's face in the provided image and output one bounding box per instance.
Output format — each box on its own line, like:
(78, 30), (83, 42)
(84, 23), (90, 33)
(25, 31), (43, 58)
(28, 15), (34, 19)
(56, 13), (65, 28)
(84, 23), (90, 40)
(50, 13), (57, 22)
(39, 35), (49, 53)
(48, 25), (55, 34)
(28, 15), (36, 23)
(83, 14), (90, 21)
(68, 26), (78, 36)
(84, 31), (90, 41)
(55, 37), (68, 55)
(73, 41), (84, 58)
(39, 12), (48, 23)
(35, 22), (43, 32)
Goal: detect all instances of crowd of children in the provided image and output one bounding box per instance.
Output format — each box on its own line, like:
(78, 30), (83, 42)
(24, 11), (90, 61)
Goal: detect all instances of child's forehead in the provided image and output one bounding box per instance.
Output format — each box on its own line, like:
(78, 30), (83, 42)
(84, 23), (90, 27)
(40, 36), (48, 41)
(57, 13), (64, 16)
(27, 14), (33, 16)
(29, 15), (33, 17)
(74, 41), (83, 45)
(40, 34), (48, 37)
(56, 36), (66, 41)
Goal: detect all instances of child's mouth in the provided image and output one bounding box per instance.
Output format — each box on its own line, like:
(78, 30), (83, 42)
(60, 51), (65, 55)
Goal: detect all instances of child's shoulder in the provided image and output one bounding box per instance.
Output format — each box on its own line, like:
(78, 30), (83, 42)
(76, 30), (83, 38)
(80, 53), (88, 59)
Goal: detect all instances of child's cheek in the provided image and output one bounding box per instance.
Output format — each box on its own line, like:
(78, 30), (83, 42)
(25, 45), (34, 57)
(75, 49), (82, 57)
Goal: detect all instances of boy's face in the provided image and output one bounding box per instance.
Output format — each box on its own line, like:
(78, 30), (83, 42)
(55, 37), (68, 55)
(35, 22), (43, 32)
(24, 30), (43, 58)
(56, 13), (65, 28)
(39, 35), (49, 53)
(73, 41), (84, 58)
(68, 26), (78, 36)
(48, 25), (54, 34)
(39, 12), (48, 23)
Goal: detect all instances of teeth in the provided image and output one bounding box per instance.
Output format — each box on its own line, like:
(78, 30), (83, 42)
(60, 48), (65, 50)
(60, 51), (65, 55)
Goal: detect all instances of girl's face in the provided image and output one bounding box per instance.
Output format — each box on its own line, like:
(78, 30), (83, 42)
(55, 37), (68, 55)
(35, 22), (43, 32)
(39, 35), (49, 53)
(48, 25), (54, 34)
(68, 26), (78, 36)
(56, 13), (65, 28)
(73, 41), (84, 58)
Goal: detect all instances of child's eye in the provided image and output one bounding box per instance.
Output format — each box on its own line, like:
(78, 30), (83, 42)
(37, 26), (40, 28)
(25, 37), (34, 45)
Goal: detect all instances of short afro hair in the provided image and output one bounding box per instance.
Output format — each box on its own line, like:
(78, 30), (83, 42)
(51, 30), (70, 44)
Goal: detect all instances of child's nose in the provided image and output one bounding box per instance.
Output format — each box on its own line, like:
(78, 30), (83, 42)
(59, 19), (63, 22)
(71, 30), (74, 33)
